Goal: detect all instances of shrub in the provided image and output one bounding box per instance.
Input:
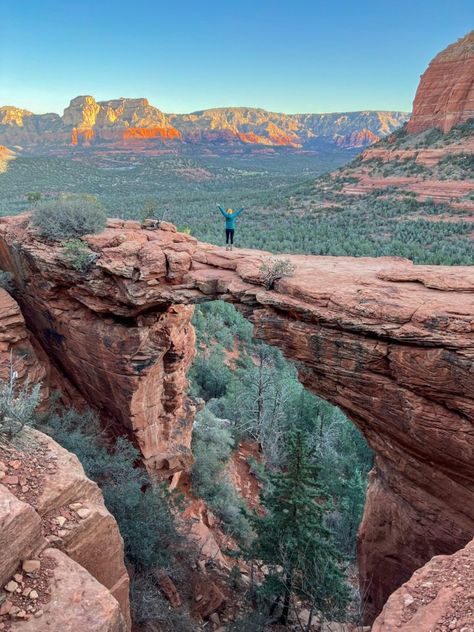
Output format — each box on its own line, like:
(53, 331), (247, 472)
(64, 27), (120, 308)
(63, 239), (98, 272)
(26, 192), (42, 203)
(41, 405), (181, 570)
(188, 347), (233, 399)
(192, 408), (252, 543)
(0, 368), (41, 439)
(131, 571), (195, 631)
(0, 270), (14, 293)
(259, 257), (296, 290)
(139, 197), (160, 224)
(31, 196), (106, 241)
(177, 226), (192, 235)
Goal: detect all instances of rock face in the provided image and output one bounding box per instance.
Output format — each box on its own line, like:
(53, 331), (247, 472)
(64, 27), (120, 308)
(0, 287), (48, 400)
(0, 144), (15, 173)
(0, 429), (130, 630)
(15, 548), (127, 632)
(0, 98), (407, 151)
(169, 108), (407, 149)
(0, 290), (130, 628)
(407, 30), (474, 134)
(372, 537), (474, 631)
(0, 215), (473, 624)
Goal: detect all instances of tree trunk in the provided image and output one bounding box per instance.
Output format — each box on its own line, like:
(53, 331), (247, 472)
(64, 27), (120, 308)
(280, 569), (293, 625)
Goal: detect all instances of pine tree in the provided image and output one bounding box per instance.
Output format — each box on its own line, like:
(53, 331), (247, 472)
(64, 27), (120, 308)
(247, 430), (349, 627)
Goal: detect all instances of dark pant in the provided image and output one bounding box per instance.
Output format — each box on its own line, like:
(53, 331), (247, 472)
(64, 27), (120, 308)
(225, 228), (234, 244)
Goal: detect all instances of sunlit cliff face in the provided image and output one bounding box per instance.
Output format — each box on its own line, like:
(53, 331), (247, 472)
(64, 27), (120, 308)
(122, 126), (181, 140)
(0, 94), (409, 151)
(407, 30), (474, 134)
(0, 106), (33, 127)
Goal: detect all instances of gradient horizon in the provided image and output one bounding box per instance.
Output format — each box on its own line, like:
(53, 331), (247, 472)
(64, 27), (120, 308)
(1, 0), (472, 115)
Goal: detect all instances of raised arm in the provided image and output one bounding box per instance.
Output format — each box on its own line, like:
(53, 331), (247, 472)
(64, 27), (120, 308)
(234, 207), (245, 217)
(217, 205), (227, 217)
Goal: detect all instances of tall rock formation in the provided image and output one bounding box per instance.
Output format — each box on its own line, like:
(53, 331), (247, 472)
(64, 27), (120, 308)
(300, 32), (474, 215)
(407, 30), (474, 134)
(64, 95), (182, 146)
(0, 215), (473, 624)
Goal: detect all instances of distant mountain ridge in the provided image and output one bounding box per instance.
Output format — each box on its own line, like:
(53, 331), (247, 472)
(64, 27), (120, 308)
(0, 96), (408, 152)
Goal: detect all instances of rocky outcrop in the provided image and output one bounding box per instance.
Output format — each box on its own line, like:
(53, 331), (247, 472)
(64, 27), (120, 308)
(1, 289), (130, 628)
(299, 33), (474, 216)
(0, 98), (407, 151)
(407, 31), (474, 134)
(0, 287), (48, 399)
(0, 144), (15, 173)
(64, 96), (182, 146)
(335, 128), (379, 148)
(0, 215), (473, 624)
(372, 536), (474, 631)
(13, 548), (127, 632)
(0, 428), (130, 630)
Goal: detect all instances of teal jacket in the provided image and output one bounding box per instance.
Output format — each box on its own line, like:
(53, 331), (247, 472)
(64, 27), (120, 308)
(218, 206), (244, 229)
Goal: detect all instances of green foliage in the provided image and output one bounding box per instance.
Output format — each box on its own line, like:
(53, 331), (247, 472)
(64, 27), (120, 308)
(259, 257), (296, 290)
(0, 270), (14, 293)
(0, 368), (40, 439)
(63, 239), (98, 272)
(193, 301), (253, 348)
(437, 153), (474, 180)
(177, 226), (192, 234)
(2, 149), (473, 265)
(42, 406), (181, 571)
(189, 346), (233, 399)
(139, 196), (160, 223)
(246, 431), (349, 624)
(192, 408), (252, 542)
(191, 301), (372, 559)
(26, 191), (42, 203)
(31, 195), (106, 241)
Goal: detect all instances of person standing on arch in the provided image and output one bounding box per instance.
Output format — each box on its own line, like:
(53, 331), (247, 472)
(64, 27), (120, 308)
(217, 205), (245, 250)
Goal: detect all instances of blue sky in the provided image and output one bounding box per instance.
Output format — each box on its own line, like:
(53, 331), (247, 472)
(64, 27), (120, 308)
(1, 1), (472, 115)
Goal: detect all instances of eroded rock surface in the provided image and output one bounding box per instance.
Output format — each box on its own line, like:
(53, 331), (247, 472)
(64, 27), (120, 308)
(0, 426), (130, 628)
(0, 287), (48, 398)
(13, 548), (127, 632)
(407, 30), (474, 134)
(372, 536), (474, 631)
(0, 215), (473, 623)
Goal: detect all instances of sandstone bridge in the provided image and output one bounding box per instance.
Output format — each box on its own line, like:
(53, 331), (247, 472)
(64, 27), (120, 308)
(0, 215), (473, 623)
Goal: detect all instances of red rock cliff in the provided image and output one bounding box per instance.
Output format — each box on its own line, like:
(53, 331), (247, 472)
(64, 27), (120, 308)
(0, 288), (130, 630)
(407, 30), (474, 134)
(0, 216), (473, 624)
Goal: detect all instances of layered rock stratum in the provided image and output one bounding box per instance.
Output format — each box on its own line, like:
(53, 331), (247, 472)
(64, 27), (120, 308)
(407, 30), (474, 134)
(0, 98), (407, 151)
(0, 215), (473, 626)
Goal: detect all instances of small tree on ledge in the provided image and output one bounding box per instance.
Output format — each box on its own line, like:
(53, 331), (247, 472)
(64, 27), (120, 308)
(259, 257), (295, 290)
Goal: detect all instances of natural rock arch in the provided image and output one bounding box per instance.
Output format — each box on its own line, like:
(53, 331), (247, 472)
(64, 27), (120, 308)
(0, 215), (473, 622)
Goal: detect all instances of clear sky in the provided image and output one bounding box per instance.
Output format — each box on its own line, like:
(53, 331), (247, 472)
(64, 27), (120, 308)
(1, 0), (472, 115)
